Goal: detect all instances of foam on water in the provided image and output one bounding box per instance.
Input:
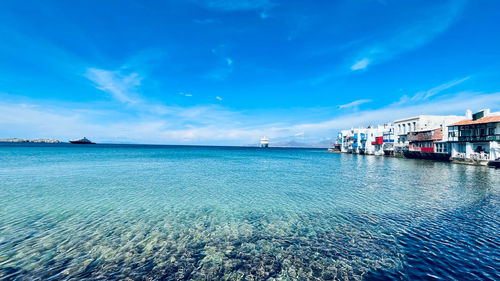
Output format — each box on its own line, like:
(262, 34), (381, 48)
(0, 144), (499, 280)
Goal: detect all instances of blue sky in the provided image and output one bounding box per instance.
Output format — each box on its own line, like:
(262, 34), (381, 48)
(1, 0), (500, 145)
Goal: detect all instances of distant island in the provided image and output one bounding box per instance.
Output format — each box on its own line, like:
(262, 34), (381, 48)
(0, 138), (61, 143)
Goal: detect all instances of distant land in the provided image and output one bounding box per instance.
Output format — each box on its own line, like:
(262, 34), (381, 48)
(264, 139), (332, 148)
(0, 138), (332, 148)
(0, 138), (61, 143)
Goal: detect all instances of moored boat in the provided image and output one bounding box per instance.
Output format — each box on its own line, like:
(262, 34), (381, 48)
(69, 137), (95, 144)
(488, 159), (500, 168)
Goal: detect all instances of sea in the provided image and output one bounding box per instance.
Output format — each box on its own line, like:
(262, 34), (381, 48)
(0, 143), (499, 280)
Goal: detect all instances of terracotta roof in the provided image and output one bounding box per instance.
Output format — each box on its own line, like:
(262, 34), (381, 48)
(450, 116), (500, 126)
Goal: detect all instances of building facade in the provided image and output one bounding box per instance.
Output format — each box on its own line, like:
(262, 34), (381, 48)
(448, 109), (500, 164)
(393, 115), (466, 155)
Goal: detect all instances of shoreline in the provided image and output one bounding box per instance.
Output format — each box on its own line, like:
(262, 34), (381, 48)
(328, 149), (497, 167)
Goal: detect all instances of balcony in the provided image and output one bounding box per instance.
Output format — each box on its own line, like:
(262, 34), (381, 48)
(407, 129), (442, 142)
(454, 152), (490, 160)
(457, 135), (500, 142)
(371, 137), (383, 145)
(470, 153), (490, 160)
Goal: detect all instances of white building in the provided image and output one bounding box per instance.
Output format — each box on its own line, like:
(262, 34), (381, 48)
(373, 123), (394, 156)
(394, 115), (466, 153)
(448, 109), (500, 164)
(339, 125), (390, 155)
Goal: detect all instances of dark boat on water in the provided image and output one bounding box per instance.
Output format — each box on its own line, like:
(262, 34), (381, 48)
(69, 137), (95, 144)
(488, 159), (500, 168)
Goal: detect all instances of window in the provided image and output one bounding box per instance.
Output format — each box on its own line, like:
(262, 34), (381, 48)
(413, 122), (416, 131)
(488, 128), (495, 135)
(458, 143), (466, 153)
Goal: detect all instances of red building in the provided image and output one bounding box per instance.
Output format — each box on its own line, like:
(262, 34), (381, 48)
(407, 128), (443, 152)
(403, 128), (450, 160)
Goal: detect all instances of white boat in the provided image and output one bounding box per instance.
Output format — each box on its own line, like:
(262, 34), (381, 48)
(260, 136), (269, 148)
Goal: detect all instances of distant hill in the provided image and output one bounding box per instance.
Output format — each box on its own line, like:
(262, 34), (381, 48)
(268, 139), (332, 148)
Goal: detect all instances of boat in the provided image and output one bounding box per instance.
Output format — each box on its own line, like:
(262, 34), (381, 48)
(260, 136), (269, 148)
(488, 159), (500, 168)
(69, 137), (95, 144)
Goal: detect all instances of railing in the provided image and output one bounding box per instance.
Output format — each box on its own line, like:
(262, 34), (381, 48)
(457, 135), (500, 142)
(470, 153), (490, 160)
(454, 152), (490, 160)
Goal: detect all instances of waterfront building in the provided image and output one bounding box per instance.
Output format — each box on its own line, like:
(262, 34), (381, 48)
(338, 125), (390, 155)
(405, 128), (450, 160)
(404, 115), (466, 160)
(358, 126), (380, 155)
(333, 132), (342, 151)
(393, 114), (466, 155)
(339, 129), (355, 153)
(374, 123), (394, 156)
(448, 109), (500, 165)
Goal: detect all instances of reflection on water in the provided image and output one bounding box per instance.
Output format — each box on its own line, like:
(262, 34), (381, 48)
(0, 144), (499, 280)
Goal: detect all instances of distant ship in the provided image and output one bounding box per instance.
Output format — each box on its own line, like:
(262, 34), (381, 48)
(260, 136), (269, 148)
(69, 137), (95, 144)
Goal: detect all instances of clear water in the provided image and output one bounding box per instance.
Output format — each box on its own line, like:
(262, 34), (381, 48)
(0, 144), (499, 280)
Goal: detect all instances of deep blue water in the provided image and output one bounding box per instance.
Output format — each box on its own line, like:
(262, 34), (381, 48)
(0, 143), (499, 280)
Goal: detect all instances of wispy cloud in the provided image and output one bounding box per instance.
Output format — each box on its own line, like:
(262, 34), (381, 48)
(290, 91), (500, 136)
(216, 96), (223, 101)
(338, 99), (372, 109)
(1, 90), (499, 145)
(85, 68), (142, 104)
(349, 0), (466, 72)
(396, 76), (470, 104)
(350, 58), (370, 71)
(179, 92), (193, 97)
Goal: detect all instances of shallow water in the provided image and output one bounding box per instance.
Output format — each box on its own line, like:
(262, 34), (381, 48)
(0, 144), (499, 280)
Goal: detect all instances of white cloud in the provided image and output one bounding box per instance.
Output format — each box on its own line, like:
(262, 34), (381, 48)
(85, 68), (142, 104)
(396, 76), (470, 104)
(179, 92), (193, 97)
(349, 0), (466, 71)
(350, 58), (370, 71)
(225, 57), (233, 66)
(2, 74), (499, 146)
(291, 91), (500, 135)
(2, 90), (498, 145)
(338, 99), (372, 109)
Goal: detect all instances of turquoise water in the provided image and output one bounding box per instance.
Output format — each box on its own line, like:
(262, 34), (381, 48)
(0, 144), (499, 280)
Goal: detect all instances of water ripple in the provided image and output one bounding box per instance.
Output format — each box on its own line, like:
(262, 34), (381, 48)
(0, 145), (499, 280)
